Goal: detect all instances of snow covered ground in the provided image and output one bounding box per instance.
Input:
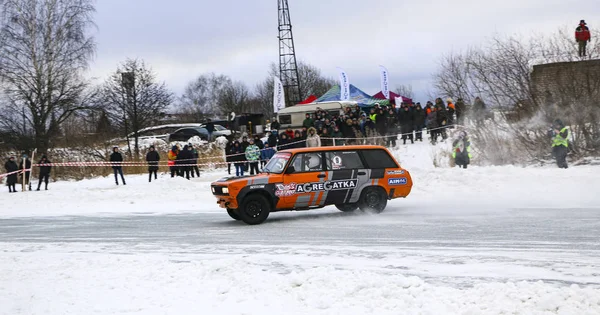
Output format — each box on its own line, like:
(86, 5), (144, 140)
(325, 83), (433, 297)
(1, 140), (599, 314)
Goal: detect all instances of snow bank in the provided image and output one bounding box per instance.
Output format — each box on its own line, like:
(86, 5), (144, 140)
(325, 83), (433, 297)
(1, 140), (598, 217)
(1, 245), (598, 315)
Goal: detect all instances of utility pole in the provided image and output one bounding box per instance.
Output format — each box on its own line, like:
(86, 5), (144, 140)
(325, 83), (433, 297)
(278, 0), (302, 107)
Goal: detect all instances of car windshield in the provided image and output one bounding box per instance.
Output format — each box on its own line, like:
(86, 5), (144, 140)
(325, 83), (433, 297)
(214, 125), (226, 131)
(262, 152), (291, 174)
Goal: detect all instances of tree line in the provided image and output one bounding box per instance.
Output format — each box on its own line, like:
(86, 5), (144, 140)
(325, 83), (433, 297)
(0, 0), (335, 158)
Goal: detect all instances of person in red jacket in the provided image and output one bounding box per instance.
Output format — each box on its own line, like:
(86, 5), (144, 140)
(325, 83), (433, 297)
(575, 20), (591, 57)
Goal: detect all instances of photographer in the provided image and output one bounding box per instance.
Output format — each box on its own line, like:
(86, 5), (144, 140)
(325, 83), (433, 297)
(548, 119), (570, 169)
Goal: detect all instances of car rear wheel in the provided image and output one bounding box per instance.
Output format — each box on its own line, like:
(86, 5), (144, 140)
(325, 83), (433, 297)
(227, 208), (241, 220)
(238, 194), (271, 225)
(335, 203), (358, 212)
(358, 187), (387, 213)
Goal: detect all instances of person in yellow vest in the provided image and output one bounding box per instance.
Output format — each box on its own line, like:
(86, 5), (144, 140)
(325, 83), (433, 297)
(452, 131), (472, 169)
(369, 108), (378, 123)
(549, 119), (570, 169)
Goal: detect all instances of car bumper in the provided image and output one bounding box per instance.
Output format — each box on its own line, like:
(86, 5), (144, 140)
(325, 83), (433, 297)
(216, 196), (238, 209)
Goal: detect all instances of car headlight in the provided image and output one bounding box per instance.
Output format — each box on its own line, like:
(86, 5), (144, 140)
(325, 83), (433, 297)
(211, 187), (215, 194)
(222, 187), (229, 194)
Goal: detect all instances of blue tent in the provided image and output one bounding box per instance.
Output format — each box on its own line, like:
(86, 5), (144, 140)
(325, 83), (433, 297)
(314, 84), (390, 108)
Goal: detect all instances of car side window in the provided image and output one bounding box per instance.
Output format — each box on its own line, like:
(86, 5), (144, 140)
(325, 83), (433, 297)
(290, 152), (323, 173)
(325, 151), (364, 170)
(360, 149), (399, 168)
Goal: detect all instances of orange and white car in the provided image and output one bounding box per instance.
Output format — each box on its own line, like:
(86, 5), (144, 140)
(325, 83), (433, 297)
(211, 145), (413, 225)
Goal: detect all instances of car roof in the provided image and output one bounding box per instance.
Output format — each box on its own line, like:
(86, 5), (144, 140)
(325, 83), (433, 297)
(278, 145), (390, 154)
(174, 127), (206, 132)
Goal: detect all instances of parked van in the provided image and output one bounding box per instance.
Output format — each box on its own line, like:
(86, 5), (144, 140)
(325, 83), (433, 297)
(276, 101), (358, 129)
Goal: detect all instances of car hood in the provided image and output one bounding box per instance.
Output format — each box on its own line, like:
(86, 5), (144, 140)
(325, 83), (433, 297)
(212, 174), (272, 185)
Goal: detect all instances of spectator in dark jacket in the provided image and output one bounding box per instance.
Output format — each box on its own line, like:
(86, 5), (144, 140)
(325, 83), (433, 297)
(413, 104), (426, 142)
(426, 109), (439, 144)
(385, 108), (398, 147)
(188, 143), (200, 178)
(205, 119), (215, 141)
(277, 133), (292, 151)
(270, 119), (281, 134)
(267, 132), (278, 148)
(321, 128), (333, 146)
(36, 155), (52, 191)
(146, 146), (160, 182)
(231, 141), (245, 176)
(397, 105), (414, 144)
(331, 125), (345, 146)
(240, 136), (250, 151)
(302, 113), (314, 129)
(293, 130), (306, 148)
(435, 99), (449, 140)
(253, 135), (264, 150)
(4, 156), (19, 193)
(225, 138), (234, 175)
(110, 147), (126, 185)
(176, 145), (193, 180)
(260, 142), (275, 168)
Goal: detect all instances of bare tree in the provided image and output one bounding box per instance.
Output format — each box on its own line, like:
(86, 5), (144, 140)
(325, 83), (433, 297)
(0, 0), (96, 152)
(218, 81), (252, 115)
(262, 61), (335, 105)
(177, 73), (232, 120)
(394, 84), (415, 99)
(253, 77), (275, 119)
(296, 61), (336, 100)
(100, 59), (173, 159)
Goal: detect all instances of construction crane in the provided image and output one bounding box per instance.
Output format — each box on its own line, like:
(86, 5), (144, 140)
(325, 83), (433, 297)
(277, 0), (302, 107)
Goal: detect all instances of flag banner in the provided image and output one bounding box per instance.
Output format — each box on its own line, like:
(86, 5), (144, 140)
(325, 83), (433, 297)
(273, 76), (285, 113)
(379, 65), (390, 99)
(337, 67), (350, 101)
(395, 96), (403, 106)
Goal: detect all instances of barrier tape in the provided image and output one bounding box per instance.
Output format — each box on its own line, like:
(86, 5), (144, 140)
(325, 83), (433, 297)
(0, 169), (24, 180)
(1, 125), (467, 178)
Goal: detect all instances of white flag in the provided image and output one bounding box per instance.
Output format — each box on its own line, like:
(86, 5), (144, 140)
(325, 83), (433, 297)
(379, 65), (390, 99)
(337, 67), (350, 101)
(395, 96), (403, 106)
(273, 76), (285, 113)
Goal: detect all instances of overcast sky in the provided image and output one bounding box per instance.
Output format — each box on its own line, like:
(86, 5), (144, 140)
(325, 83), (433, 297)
(90, 0), (598, 103)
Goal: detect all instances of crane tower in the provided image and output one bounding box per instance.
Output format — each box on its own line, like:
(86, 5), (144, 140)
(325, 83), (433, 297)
(278, 0), (302, 107)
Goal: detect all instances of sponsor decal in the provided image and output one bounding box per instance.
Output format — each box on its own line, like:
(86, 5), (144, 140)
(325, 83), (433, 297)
(249, 185), (265, 189)
(296, 179), (357, 193)
(388, 178), (407, 185)
(386, 170), (405, 175)
(332, 156), (343, 170)
(275, 183), (297, 197)
(275, 180), (358, 196)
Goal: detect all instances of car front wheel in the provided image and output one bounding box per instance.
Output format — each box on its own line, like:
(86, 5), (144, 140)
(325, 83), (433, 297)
(238, 194), (271, 225)
(358, 187), (387, 213)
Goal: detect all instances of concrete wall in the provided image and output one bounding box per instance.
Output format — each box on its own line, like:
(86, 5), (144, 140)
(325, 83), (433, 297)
(531, 59), (600, 103)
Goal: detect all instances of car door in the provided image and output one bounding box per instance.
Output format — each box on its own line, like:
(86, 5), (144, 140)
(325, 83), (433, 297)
(323, 150), (370, 205)
(280, 152), (328, 209)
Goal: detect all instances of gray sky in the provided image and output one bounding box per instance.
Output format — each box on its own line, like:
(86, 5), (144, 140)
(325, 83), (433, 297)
(90, 0), (598, 102)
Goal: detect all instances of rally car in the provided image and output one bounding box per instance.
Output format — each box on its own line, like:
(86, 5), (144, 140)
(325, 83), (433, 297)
(211, 145), (413, 225)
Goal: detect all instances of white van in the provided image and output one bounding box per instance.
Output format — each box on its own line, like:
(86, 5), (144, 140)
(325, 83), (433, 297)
(276, 101), (358, 129)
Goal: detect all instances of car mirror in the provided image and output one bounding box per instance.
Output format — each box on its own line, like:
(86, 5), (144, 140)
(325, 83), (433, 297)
(285, 166), (295, 174)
